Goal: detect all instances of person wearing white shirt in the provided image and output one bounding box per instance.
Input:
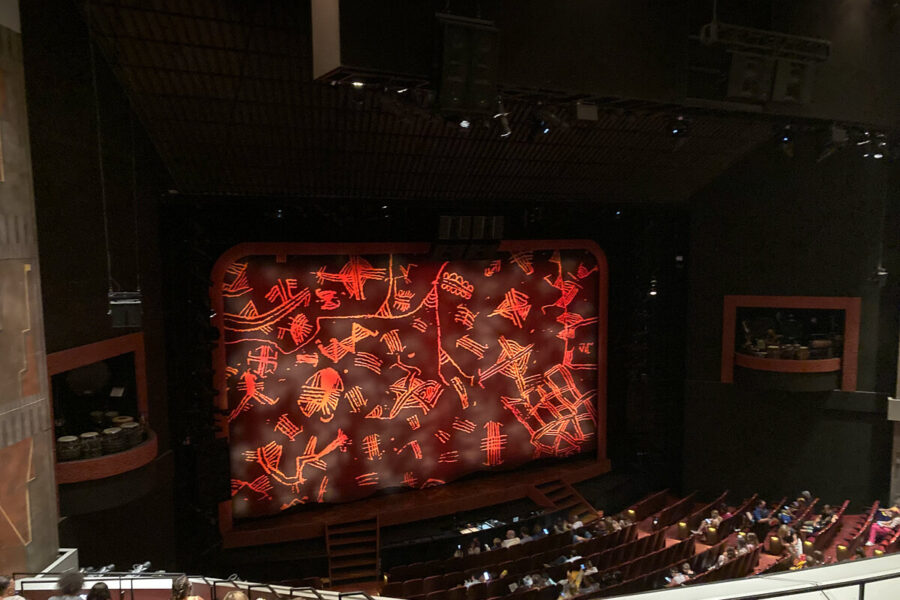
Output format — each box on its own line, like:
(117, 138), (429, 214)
(501, 529), (521, 548)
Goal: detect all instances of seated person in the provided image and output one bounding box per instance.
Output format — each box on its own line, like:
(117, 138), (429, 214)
(748, 500), (770, 526)
(745, 532), (759, 551)
(553, 517), (569, 534)
(467, 538), (482, 555)
(736, 536), (750, 555)
(666, 568), (688, 585)
(783, 533), (802, 560)
(171, 576), (203, 600)
(49, 572), (84, 600)
(1, 576), (26, 600)
(680, 562), (695, 578)
(802, 504), (836, 538)
(712, 546), (737, 569)
(866, 506), (900, 546)
(222, 593), (248, 600)
(490, 537), (503, 551)
(519, 527), (533, 544)
(501, 529), (521, 548)
(453, 544), (465, 558)
(694, 509), (722, 535)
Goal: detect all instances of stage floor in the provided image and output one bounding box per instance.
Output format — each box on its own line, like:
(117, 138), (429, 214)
(222, 456), (610, 548)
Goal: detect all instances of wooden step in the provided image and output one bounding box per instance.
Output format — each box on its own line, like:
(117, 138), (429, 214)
(326, 517), (380, 585)
(331, 569), (379, 584)
(332, 556), (379, 568)
(328, 533), (378, 545)
(329, 546), (378, 558)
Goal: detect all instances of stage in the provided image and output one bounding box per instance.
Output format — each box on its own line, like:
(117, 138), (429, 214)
(220, 456), (610, 548)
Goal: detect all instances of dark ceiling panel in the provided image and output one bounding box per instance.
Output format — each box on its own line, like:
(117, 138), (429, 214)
(81, 0), (773, 202)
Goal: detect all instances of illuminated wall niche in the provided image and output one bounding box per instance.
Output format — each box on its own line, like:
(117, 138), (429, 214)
(212, 242), (607, 518)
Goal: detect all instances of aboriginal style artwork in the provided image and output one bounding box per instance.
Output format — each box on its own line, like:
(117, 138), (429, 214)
(216, 246), (603, 518)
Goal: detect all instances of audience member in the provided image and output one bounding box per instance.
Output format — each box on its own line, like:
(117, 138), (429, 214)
(171, 575), (202, 600)
(783, 533), (802, 560)
(749, 500), (776, 527)
(666, 568), (687, 585)
(713, 546), (737, 569)
(465, 538), (481, 555)
(680, 562), (695, 577)
(49, 572), (84, 600)
(222, 592), (248, 600)
(1, 576), (26, 600)
(866, 506), (900, 546)
(746, 532), (759, 551)
(85, 583), (110, 600)
(736, 536), (749, 555)
(694, 509), (722, 535)
(501, 529), (521, 548)
(491, 537), (503, 550)
(520, 526), (533, 543)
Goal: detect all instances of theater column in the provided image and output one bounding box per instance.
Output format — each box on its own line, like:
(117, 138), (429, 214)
(0, 1), (60, 573)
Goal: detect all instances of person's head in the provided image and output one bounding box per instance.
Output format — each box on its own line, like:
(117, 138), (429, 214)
(172, 575), (192, 600)
(747, 533), (758, 546)
(492, 537), (501, 547)
(506, 529), (516, 540)
(855, 547), (867, 559)
(710, 509), (719, 519)
(725, 547), (736, 559)
(533, 522), (543, 535)
(801, 491), (812, 502)
(822, 504), (832, 515)
(681, 563), (691, 573)
(668, 568), (678, 577)
(58, 572), (85, 597)
(520, 526), (530, 537)
(812, 550), (824, 565)
(86, 583), (111, 600)
(1, 576), (14, 598)
(469, 538), (479, 547)
(757, 500), (766, 508)
(737, 537), (747, 549)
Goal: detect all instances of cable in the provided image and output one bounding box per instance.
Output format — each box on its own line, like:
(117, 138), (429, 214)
(87, 0), (114, 294)
(130, 112), (141, 292)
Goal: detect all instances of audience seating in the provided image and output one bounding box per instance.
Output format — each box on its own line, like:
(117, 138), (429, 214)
(627, 489), (671, 522)
(651, 491), (698, 530)
(842, 501), (879, 554)
(812, 500), (849, 551)
(675, 490), (728, 535)
(382, 491), (890, 600)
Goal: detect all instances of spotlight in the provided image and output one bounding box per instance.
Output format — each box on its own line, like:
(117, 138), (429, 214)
(351, 81), (365, 89)
(670, 115), (689, 137)
(779, 125), (794, 157)
(396, 87), (408, 94)
(494, 98), (512, 138)
(648, 278), (658, 297)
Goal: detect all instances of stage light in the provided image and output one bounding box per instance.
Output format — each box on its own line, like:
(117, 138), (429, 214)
(351, 81), (365, 89)
(670, 115), (689, 137)
(779, 125), (794, 157)
(648, 278), (658, 297)
(494, 98), (512, 138)
(396, 87), (408, 94)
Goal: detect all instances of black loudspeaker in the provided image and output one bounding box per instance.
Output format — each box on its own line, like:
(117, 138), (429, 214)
(727, 52), (774, 102)
(771, 59), (814, 104)
(437, 14), (499, 115)
(108, 291), (142, 328)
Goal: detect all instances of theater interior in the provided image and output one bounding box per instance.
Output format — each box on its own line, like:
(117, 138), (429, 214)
(1, 1), (900, 600)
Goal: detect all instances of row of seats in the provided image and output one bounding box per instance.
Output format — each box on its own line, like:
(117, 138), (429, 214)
(687, 546), (762, 585)
(383, 526), (642, 598)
